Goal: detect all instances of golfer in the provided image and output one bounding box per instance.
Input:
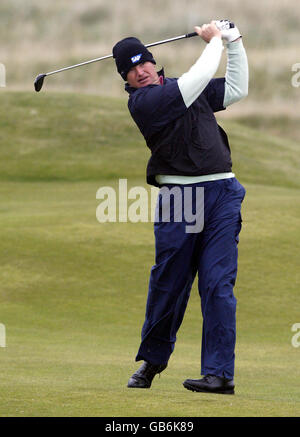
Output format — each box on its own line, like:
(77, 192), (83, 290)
(112, 20), (248, 394)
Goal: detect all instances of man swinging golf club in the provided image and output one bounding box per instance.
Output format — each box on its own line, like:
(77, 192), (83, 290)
(112, 20), (248, 394)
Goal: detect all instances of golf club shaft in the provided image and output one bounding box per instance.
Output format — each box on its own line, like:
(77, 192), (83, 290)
(46, 54), (113, 77)
(45, 32), (198, 77)
(144, 31), (198, 48)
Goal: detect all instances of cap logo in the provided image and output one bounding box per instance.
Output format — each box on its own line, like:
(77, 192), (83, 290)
(131, 53), (142, 63)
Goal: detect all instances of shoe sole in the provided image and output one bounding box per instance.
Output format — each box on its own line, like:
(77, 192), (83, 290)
(183, 382), (234, 395)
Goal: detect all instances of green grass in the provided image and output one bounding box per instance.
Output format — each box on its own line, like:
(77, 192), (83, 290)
(0, 91), (300, 417)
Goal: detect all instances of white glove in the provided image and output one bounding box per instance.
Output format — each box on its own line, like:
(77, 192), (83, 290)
(215, 20), (242, 43)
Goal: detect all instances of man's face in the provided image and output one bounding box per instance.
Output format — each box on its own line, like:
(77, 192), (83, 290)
(126, 61), (160, 88)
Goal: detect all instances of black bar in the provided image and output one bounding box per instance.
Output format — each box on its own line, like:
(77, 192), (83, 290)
(186, 31), (198, 38)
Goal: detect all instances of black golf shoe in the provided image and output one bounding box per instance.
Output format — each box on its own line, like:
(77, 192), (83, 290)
(127, 361), (168, 388)
(183, 374), (235, 394)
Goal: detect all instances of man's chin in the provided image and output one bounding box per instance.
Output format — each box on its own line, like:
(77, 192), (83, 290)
(138, 78), (151, 87)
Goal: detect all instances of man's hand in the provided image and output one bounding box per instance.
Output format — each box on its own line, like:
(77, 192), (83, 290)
(194, 21), (222, 43)
(214, 20), (242, 43)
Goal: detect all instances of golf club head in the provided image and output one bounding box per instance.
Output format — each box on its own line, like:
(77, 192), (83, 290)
(34, 74), (46, 92)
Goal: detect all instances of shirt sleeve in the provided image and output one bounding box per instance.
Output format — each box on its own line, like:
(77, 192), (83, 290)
(223, 40), (249, 107)
(177, 37), (224, 108)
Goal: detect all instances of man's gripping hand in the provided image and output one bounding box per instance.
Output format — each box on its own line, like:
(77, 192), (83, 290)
(215, 20), (242, 43)
(194, 21), (222, 43)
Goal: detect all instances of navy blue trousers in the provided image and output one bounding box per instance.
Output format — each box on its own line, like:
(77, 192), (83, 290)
(135, 178), (246, 379)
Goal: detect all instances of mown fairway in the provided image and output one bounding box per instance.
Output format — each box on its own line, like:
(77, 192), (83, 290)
(0, 91), (299, 417)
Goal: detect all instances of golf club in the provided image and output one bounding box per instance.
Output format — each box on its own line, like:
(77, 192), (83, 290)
(34, 32), (198, 92)
(34, 21), (234, 92)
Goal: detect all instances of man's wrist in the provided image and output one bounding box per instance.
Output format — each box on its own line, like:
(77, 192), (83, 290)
(230, 36), (242, 43)
(226, 39), (244, 51)
(209, 36), (223, 45)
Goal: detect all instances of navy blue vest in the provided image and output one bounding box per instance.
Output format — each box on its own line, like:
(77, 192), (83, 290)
(126, 75), (232, 187)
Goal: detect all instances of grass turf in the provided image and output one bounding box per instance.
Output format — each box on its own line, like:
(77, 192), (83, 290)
(0, 91), (299, 417)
